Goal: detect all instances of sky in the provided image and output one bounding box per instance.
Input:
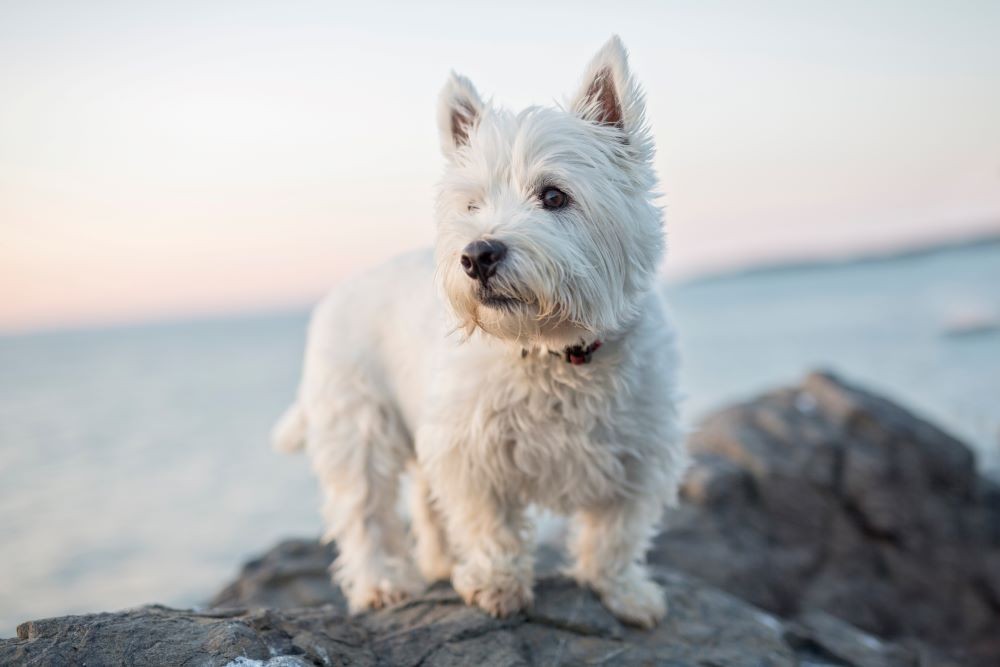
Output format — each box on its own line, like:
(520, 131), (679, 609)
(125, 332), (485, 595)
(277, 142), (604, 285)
(2, 0), (999, 333)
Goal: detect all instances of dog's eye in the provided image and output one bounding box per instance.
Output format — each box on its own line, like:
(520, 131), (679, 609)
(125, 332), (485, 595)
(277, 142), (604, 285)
(540, 187), (568, 210)
(467, 202), (479, 213)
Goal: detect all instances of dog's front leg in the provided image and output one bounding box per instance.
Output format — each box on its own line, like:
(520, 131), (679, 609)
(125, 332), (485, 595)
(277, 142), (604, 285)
(438, 483), (534, 618)
(568, 496), (667, 628)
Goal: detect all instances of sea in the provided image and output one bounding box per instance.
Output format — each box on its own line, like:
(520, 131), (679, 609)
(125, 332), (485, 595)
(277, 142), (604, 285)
(1, 240), (998, 636)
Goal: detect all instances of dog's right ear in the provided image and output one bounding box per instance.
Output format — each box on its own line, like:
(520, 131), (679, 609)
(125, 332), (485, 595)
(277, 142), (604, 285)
(438, 72), (483, 159)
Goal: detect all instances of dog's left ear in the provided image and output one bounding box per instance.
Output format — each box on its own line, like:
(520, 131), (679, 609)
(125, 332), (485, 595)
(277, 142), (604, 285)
(571, 36), (648, 147)
(438, 72), (484, 160)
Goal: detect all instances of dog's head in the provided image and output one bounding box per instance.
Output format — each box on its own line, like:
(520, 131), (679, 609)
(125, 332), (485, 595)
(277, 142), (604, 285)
(435, 36), (663, 348)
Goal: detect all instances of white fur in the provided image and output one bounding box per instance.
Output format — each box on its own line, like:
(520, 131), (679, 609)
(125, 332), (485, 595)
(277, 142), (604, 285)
(275, 36), (687, 627)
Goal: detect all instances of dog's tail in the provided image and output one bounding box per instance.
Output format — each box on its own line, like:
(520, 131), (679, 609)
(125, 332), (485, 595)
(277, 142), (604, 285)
(272, 402), (306, 453)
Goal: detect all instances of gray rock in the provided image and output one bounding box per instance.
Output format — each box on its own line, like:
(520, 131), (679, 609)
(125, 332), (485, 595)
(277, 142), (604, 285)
(5, 606), (277, 667)
(784, 610), (917, 667)
(210, 539), (345, 612)
(3, 569), (813, 666)
(653, 370), (1000, 666)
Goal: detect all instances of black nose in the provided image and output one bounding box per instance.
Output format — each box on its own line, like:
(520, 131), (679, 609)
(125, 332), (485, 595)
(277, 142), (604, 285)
(460, 240), (508, 281)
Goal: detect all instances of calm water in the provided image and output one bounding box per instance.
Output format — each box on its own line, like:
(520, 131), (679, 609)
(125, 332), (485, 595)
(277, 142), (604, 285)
(1, 242), (998, 636)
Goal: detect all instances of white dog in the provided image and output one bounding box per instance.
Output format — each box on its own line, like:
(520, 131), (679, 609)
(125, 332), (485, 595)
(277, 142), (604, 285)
(273, 36), (686, 628)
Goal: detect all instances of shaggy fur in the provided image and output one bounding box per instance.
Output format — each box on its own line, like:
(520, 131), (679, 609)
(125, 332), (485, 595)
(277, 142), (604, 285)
(274, 36), (687, 627)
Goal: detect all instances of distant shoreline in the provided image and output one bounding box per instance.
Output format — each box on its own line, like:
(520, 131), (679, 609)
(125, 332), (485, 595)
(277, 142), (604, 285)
(672, 227), (1000, 287)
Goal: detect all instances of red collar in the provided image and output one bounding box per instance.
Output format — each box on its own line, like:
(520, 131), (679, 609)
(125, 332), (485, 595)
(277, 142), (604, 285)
(522, 339), (603, 365)
(564, 339), (602, 365)
(561, 339), (603, 365)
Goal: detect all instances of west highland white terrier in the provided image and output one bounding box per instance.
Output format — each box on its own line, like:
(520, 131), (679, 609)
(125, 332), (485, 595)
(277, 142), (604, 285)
(273, 36), (686, 627)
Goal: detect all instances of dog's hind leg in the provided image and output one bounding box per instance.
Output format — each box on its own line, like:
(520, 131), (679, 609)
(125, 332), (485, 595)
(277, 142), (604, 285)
(409, 464), (454, 583)
(304, 378), (420, 613)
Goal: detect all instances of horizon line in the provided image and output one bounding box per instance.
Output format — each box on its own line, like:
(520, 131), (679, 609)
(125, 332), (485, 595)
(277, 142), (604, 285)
(4, 227), (998, 340)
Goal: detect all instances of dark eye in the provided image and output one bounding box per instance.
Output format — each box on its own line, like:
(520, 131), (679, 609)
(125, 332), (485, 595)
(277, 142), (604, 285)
(540, 187), (568, 210)
(467, 202), (479, 212)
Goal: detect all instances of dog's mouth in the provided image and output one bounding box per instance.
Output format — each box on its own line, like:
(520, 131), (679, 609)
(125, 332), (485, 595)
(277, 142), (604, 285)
(476, 287), (524, 311)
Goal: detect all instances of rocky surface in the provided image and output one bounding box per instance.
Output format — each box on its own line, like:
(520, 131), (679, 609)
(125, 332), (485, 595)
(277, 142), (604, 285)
(653, 371), (1000, 665)
(4, 557), (912, 667)
(2, 371), (996, 666)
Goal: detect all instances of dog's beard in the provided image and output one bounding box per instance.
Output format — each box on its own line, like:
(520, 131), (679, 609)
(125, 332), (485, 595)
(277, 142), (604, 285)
(440, 263), (595, 347)
(462, 281), (542, 342)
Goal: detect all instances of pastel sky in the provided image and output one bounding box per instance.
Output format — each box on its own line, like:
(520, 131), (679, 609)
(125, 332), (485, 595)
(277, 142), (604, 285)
(2, 1), (999, 333)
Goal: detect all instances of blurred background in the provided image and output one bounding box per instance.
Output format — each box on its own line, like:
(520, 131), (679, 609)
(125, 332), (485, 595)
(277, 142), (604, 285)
(2, 0), (999, 637)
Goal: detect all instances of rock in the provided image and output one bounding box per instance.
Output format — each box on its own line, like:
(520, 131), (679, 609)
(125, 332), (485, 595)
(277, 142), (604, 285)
(4, 606), (280, 667)
(3, 566), (816, 666)
(784, 610), (919, 667)
(653, 370), (1000, 666)
(210, 539), (345, 611)
(205, 540), (833, 665)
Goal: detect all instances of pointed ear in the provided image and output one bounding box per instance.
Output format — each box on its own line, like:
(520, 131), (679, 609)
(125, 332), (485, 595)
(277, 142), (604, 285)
(571, 35), (645, 137)
(438, 72), (484, 158)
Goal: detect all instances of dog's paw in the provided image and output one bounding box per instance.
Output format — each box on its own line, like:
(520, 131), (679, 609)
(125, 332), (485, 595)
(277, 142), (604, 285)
(593, 571), (667, 629)
(344, 571), (423, 613)
(351, 583), (410, 611)
(469, 578), (534, 618)
(453, 562), (533, 618)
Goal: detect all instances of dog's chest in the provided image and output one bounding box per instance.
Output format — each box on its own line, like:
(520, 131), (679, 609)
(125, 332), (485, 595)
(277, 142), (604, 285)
(469, 358), (636, 509)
